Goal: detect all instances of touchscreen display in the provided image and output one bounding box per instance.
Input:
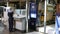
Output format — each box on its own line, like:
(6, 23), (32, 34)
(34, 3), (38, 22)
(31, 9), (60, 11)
(31, 13), (36, 18)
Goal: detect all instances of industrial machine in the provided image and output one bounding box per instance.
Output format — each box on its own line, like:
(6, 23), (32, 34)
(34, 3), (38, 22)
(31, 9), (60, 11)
(28, 1), (37, 31)
(0, 6), (4, 33)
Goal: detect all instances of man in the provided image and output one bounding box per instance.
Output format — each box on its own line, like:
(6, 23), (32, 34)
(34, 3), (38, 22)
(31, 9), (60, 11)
(7, 7), (14, 32)
(55, 2), (60, 34)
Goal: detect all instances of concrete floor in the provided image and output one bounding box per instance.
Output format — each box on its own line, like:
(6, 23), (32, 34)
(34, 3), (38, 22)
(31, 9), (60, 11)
(0, 27), (25, 34)
(0, 20), (55, 34)
(0, 26), (44, 34)
(0, 20), (24, 34)
(37, 24), (55, 34)
(0, 20), (42, 34)
(0, 25), (55, 34)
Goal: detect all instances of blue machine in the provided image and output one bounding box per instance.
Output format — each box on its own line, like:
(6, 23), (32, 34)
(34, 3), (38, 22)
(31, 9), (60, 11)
(28, 2), (37, 31)
(29, 2), (37, 18)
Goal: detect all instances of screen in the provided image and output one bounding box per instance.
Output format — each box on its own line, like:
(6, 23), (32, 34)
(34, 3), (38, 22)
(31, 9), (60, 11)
(15, 9), (20, 15)
(31, 13), (36, 18)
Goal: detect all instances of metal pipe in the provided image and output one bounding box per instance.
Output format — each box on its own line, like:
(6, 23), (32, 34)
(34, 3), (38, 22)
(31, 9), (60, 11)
(7, 0), (9, 7)
(26, 0), (28, 32)
(7, 2), (8, 7)
(44, 0), (47, 34)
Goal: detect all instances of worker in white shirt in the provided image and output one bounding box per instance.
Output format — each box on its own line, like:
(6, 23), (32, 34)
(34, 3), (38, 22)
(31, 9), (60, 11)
(7, 7), (14, 32)
(55, 1), (60, 34)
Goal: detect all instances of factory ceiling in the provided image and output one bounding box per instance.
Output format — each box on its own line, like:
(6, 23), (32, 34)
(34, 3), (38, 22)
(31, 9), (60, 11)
(0, 0), (58, 4)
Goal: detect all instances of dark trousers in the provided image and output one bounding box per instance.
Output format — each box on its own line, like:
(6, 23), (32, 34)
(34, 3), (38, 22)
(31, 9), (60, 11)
(8, 12), (13, 32)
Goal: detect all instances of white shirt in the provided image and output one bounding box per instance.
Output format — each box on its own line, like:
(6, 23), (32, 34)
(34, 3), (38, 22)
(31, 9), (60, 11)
(7, 9), (13, 12)
(6, 7), (13, 13)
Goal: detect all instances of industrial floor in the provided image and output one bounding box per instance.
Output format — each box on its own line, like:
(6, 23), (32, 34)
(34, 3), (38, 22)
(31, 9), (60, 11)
(0, 26), (25, 34)
(0, 20), (43, 34)
(0, 27), (41, 34)
(0, 20), (55, 34)
(0, 25), (55, 34)
(0, 20), (24, 34)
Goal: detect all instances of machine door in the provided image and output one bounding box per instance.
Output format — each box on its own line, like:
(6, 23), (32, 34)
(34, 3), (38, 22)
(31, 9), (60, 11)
(0, 6), (4, 31)
(0, 7), (3, 18)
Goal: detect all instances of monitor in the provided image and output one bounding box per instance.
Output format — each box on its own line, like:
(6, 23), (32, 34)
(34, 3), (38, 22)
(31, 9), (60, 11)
(31, 13), (36, 18)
